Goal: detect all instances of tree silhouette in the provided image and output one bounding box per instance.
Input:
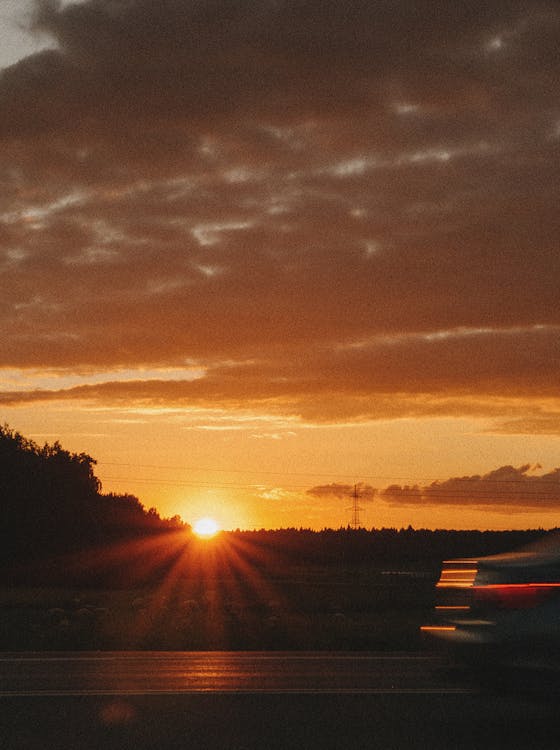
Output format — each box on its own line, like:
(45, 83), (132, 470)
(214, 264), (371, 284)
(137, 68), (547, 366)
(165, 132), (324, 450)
(0, 424), (184, 573)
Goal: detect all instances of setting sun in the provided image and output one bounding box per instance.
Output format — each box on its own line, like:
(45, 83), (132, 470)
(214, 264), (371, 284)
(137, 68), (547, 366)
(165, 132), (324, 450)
(193, 517), (220, 538)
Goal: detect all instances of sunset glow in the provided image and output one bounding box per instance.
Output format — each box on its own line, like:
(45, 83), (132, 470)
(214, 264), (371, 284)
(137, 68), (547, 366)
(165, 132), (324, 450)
(1, 1), (559, 531)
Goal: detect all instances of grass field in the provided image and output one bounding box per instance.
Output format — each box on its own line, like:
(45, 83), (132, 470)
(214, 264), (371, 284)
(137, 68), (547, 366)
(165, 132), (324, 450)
(0, 562), (439, 651)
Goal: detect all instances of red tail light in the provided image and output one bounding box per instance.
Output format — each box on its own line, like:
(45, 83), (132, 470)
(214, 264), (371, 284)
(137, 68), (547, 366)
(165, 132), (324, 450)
(472, 583), (560, 610)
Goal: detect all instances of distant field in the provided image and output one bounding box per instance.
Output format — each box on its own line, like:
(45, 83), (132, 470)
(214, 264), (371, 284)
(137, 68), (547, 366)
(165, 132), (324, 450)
(0, 562), (439, 651)
(2, 529), (546, 650)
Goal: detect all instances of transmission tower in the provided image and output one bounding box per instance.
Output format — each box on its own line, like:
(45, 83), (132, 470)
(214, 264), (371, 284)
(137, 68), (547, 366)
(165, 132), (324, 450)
(349, 484), (364, 529)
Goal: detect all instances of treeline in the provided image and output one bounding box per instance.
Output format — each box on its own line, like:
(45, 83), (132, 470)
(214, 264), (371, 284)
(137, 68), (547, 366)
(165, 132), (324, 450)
(0, 424), (185, 572)
(229, 527), (551, 567)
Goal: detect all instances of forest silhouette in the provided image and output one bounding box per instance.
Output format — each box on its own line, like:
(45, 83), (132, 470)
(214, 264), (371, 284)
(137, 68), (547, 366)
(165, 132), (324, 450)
(0, 424), (186, 583)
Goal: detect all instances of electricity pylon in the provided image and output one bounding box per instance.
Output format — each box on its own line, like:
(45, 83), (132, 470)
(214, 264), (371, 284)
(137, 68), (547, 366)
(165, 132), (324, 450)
(349, 484), (364, 529)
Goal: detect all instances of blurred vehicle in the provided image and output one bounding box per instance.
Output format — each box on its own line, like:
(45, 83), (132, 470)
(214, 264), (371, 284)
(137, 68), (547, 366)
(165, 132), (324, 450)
(421, 533), (560, 673)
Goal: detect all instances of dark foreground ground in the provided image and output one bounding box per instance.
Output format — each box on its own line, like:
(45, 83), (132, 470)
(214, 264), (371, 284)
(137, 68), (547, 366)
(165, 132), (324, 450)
(3, 652), (560, 750)
(3, 687), (560, 749)
(0, 562), (438, 651)
(3, 528), (546, 652)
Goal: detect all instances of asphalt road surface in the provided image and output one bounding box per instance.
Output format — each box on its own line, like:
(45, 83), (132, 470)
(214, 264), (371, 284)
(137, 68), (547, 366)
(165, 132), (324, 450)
(0, 651), (466, 695)
(1, 652), (560, 749)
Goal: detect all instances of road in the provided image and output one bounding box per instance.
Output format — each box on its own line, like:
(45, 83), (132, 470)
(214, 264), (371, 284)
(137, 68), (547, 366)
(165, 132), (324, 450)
(1, 652), (560, 749)
(0, 651), (466, 695)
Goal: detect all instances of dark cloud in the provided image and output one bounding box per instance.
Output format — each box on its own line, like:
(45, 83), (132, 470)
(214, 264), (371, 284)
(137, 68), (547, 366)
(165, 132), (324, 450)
(307, 483), (375, 501)
(9, 0), (552, 134)
(1, 0), (560, 426)
(1, 330), (560, 433)
(381, 465), (560, 509)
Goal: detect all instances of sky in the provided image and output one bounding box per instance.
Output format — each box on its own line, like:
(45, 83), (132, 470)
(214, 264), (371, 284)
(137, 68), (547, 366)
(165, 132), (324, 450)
(1, 0), (560, 531)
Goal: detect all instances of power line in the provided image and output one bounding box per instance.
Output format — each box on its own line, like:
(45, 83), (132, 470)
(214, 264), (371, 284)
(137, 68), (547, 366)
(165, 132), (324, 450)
(97, 460), (387, 480)
(98, 474), (560, 504)
(95, 460), (560, 507)
(96, 459), (560, 486)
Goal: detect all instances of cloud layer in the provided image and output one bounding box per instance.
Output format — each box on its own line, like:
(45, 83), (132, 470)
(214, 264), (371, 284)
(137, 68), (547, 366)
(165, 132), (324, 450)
(380, 465), (560, 510)
(305, 465), (560, 512)
(1, 0), (560, 428)
(307, 482), (375, 501)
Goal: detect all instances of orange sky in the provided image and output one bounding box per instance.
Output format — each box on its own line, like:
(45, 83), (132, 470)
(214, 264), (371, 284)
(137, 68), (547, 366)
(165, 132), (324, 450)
(1, 1), (560, 531)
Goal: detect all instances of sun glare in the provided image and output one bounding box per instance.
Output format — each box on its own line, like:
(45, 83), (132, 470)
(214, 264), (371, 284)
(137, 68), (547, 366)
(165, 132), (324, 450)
(193, 517), (220, 538)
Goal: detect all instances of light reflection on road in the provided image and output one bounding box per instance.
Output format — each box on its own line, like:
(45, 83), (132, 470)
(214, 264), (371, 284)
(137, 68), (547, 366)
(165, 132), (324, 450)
(0, 652), (461, 695)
